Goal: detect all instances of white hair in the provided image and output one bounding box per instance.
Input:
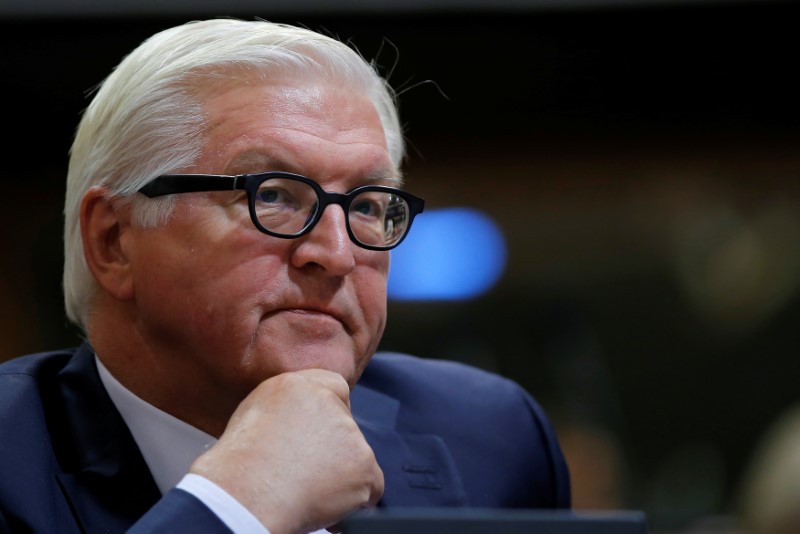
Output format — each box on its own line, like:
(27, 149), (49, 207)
(63, 18), (405, 330)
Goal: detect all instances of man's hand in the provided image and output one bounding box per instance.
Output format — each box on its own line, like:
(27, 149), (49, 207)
(189, 369), (384, 534)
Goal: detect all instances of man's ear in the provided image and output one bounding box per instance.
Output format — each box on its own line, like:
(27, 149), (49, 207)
(80, 187), (135, 301)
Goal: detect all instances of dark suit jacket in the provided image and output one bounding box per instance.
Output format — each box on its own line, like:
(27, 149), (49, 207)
(0, 343), (570, 532)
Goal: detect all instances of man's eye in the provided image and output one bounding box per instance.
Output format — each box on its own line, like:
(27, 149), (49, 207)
(257, 189), (281, 204)
(351, 192), (390, 219)
(352, 200), (378, 216)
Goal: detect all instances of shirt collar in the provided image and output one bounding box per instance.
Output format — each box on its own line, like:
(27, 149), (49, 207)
(95, 356), (217, 495)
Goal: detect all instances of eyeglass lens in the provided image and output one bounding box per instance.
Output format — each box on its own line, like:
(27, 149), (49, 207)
(255, 177), (411, 248)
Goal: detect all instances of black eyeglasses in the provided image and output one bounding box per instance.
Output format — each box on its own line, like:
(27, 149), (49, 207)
(138, 171), (425, 251)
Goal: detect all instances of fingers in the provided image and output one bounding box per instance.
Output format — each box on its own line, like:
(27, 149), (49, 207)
(289, 368), (352, 409)
(190, 368), (382, 534)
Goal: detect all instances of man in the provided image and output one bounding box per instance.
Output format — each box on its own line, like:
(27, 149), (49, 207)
(0, 18), (570, 533)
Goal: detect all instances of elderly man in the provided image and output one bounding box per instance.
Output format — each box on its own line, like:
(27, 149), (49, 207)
(0, 18), (570, 534)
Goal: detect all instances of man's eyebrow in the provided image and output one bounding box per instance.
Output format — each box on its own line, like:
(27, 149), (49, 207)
(226, 150), (403, 186)
(364, 168), (403, 187)
(226, 151), (277, 174)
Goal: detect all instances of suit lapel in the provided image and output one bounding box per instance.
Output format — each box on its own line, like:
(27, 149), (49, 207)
(54, 343), (162, 532)
(351, 385), (467, 507)
(52, 342), (467, 528)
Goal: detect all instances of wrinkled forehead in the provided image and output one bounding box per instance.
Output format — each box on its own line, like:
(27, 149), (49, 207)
(181, 52), (368, 103)
(186, 63), (385, 142)
(177, 72), (398, 185)
(196, 72), (383, 136)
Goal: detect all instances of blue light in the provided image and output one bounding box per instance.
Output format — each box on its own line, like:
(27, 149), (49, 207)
(388, 207), (507, 301)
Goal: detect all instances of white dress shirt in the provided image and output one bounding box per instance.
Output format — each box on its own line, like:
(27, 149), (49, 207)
(95, 357), (328, 534)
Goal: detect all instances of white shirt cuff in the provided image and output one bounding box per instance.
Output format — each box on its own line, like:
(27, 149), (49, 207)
(177, 473), (271, 534)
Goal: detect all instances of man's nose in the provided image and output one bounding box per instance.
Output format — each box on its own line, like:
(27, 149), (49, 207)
(290, 205), (356, 275)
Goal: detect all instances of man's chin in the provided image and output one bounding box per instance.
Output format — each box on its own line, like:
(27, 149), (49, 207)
(305, 356), (362, 388)
(249, 347), (364, 384)
(303, 348), (374, 389)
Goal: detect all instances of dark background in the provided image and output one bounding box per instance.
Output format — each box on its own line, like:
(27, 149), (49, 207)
(2, 1), (799, 532)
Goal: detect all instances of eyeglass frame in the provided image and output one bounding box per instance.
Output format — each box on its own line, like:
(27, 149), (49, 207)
(137, 171), (425, 251)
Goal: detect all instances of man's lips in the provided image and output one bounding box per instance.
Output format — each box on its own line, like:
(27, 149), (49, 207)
(285, 308), (338, 320)
(266, 306), (351, 332)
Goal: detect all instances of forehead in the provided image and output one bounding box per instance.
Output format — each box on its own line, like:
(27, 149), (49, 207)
(192, 76), (397, 184)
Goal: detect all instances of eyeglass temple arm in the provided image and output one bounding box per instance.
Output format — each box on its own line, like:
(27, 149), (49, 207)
(138, 175), (242, 198)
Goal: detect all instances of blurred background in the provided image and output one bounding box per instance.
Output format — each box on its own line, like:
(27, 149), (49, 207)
(2, 0), (799, 532)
